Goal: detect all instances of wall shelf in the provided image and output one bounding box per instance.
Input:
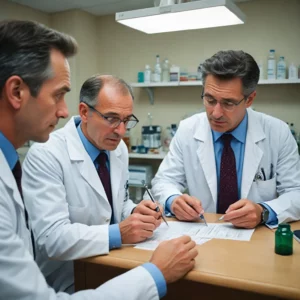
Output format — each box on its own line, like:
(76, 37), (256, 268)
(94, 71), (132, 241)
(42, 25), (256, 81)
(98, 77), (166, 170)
(129, 153), (166, 160)
(131, 79), (300, 104)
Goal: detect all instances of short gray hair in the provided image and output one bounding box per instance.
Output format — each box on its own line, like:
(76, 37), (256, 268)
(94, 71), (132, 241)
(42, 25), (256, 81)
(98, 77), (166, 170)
(201, 50), (260, 97)
(0, 20), (78, 97)
(79, 75), (134, 106)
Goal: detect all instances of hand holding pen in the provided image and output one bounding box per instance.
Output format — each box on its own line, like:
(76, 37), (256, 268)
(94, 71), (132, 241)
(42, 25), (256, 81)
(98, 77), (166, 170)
(170, 194), (207, 226)
(143, 184), (169, 227)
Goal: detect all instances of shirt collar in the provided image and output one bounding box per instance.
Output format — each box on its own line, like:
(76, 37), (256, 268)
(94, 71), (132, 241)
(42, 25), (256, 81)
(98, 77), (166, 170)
(0, 131), (19, 170)
(76, 122), (109, 162)
(212, 111), (248, 144)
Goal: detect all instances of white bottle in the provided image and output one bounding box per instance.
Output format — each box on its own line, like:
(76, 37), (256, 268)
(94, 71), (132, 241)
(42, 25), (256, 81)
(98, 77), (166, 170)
(162, 59), (170, 82)
(267, 49), (276, 80)
(170, 65), (180, 82)
(277, 56), (286, 79)
(288, 63), (297, 80)
(153, 54), (162, 82)
(144, 65), (151, 83)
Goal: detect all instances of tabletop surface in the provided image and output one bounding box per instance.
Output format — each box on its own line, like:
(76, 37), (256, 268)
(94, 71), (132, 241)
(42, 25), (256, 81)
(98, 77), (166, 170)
(81, 214), (300, 299)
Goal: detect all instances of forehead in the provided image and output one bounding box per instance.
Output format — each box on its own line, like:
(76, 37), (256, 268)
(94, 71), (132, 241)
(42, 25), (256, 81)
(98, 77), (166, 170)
(204, 75), (243, 96)
(96, 84), (133, 112)
(42, 49), (71, 91)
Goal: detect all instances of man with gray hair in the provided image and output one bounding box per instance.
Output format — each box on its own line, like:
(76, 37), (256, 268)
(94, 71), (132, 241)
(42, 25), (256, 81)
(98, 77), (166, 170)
(0, 20), (198, 300)
(151, 50), (300, 228)
(22, 74), (169, 293)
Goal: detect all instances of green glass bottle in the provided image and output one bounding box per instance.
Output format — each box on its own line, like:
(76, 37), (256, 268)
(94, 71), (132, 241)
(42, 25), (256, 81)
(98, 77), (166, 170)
(275, 223), (293, 255)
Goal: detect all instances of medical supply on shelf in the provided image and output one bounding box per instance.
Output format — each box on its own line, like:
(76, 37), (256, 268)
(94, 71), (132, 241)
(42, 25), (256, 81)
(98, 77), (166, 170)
(153, 54), (162, 82)
(170, 65), (180, 82)
(144, 64), (151, 83)
(162, 59), (170, 82)
(277, 56), (286, 79)
(267, 49), (276, 80)
(288, 63), (297, 80)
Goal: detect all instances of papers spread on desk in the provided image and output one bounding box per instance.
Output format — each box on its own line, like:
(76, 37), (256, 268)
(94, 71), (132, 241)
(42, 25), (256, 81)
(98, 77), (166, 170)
(135, 221), (255, 251)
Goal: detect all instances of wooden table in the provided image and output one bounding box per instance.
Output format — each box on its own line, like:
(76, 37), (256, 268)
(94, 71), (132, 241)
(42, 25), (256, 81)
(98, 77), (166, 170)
(74, 214), (300, 300)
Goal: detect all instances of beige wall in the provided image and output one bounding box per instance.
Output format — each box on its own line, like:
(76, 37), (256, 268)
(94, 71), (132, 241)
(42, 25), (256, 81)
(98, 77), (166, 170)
(0, 0), (49, 25)
(50, 10), (99, 127)
(95, 0), (300, 142)
(0, 0), (299, 139)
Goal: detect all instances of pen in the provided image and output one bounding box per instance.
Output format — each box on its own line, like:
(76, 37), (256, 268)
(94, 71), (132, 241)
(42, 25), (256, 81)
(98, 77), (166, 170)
(200, 214), (208, 226)
(218, 215), (224, 221)
(143, 184), (169, 227)
(270, 163), (274, 179)
(188, 203), (207, 226)
(261, 168), (266, 181)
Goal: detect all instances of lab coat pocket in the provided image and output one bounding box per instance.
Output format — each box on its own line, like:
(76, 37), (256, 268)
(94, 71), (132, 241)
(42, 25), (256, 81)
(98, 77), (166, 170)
(254, 177), (277, 202)
(68, 205), (90, 224)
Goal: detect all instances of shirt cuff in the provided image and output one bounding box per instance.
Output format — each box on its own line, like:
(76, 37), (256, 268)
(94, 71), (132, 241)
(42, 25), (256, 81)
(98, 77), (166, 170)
(165, 194), (180, 216)
(260, 203), (278, 225)
(142, 263), (167, 299)
(109, 224), (122, 249)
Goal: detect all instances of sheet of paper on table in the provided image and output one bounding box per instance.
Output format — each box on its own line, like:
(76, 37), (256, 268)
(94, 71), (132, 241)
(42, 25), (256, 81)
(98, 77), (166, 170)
(135, 221), (255, 251)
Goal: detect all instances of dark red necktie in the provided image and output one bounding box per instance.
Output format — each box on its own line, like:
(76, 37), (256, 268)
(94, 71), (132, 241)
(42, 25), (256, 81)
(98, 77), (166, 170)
(217, 134), (239, 214)
(12, 160), (29, 228)
(96, 152), (113, 213)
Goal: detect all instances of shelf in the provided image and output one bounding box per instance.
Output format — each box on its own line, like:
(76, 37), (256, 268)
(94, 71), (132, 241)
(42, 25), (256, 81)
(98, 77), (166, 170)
(131, 79), (300, 104)
(129, 153), (166, 160)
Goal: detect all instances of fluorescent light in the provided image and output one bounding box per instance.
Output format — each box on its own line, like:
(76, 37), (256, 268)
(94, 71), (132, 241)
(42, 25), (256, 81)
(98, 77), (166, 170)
(116, 0), (246, 34)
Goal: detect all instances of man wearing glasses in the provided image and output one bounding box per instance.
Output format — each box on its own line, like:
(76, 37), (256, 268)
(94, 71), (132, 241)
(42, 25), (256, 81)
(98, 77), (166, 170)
(151, 50), (300, 229)
(22, 75), (163, 293)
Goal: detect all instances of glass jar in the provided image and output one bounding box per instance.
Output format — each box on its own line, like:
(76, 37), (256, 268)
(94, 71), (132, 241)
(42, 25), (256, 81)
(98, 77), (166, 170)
(275, 223), (293, 256)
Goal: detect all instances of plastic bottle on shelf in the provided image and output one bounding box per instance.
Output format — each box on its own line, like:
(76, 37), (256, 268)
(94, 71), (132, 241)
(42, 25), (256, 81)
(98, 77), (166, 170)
(153, 54), (162, 82)
(276, 56), (286, 79)
(288, 63), (297, 80)
(144, 65), (151, 83)
(162, 59), (170, 82)
(170, 65), (180, 82)
(197, 63), (203, 81)
(267, 49), (276, 80)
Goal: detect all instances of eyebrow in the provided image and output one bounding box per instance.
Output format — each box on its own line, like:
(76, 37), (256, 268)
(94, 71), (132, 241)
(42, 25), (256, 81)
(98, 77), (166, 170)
(103, 111), (134, 118)
(204, 92), (239, 102)
(56, 86), (71, 93)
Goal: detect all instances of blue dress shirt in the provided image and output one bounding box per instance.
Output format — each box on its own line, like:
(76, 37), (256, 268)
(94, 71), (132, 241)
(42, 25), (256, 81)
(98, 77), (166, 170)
(77, 124), (166, 296)
(0, 131), (18, 170)
(165, 113), (277, 225)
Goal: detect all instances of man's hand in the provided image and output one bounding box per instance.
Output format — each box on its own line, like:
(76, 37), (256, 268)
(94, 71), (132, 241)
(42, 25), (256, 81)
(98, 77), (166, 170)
(119, 213), (161, 244)
(223, 199), (263, 228)
(171, 195), (203, 221)
(150, 235), (198, 284)
(133, 199), (162, 220)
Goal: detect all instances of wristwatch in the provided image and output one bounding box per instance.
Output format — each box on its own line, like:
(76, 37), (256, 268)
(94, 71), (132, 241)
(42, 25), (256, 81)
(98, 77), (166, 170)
(258, 204), (269, 224)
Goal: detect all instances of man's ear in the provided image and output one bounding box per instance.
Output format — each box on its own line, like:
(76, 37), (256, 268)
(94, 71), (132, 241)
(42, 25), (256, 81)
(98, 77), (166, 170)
(245, 91), (256, 108)
(78, 102), (89, 123)
(3, 76), (30, 109)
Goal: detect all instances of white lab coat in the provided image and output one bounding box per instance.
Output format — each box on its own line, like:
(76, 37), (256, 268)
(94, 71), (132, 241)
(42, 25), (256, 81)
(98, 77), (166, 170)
(151, 108), (300, 223)
(22, 116), (136, 292)
(0, 150), (159, 300)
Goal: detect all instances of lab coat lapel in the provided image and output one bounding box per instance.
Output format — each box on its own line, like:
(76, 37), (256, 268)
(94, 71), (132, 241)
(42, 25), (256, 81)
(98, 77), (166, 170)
(64, 117), (108, 200)
(0, 150), (24, 209)
(241, 109), (265, 198)
(194, 116), (218, 204)
(109, 147), (123, 220)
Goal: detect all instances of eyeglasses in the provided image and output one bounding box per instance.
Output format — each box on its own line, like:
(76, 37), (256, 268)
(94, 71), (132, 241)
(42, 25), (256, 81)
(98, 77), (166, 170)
(201, 92), (247, 112)
(84, 103), (139, 129)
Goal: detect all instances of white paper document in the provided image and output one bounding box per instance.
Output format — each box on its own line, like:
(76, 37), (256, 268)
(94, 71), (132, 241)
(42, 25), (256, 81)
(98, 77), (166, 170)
(135, 221), (255, 251)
